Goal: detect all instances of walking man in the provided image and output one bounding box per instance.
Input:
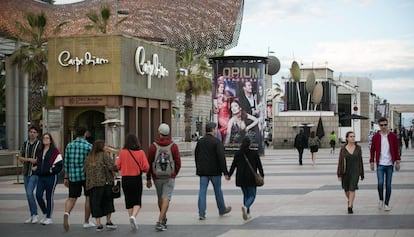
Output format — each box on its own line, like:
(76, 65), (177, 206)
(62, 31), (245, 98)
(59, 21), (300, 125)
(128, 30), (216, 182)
(370, 117), (401, 211)
(63, 126), (95, 231)
(195, 122), (232, 220)
(19, 126), (41, 224)
(294, 129), (307, 165)
(147, 123), (181, 231)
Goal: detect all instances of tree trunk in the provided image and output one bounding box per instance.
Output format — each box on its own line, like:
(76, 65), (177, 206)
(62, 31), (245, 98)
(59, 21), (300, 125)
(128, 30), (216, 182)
(183, 83), (193, 142)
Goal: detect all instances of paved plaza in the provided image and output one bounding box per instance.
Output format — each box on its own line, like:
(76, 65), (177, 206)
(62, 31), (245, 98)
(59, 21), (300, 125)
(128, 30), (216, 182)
(0, 143), (413, 237)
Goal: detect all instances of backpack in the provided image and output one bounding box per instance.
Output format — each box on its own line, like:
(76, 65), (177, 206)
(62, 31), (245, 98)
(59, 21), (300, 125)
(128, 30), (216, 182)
(152, 142), (175, 178)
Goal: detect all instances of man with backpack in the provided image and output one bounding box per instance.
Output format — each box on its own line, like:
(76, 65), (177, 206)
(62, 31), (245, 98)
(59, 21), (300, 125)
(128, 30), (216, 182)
(147, 123), (181, 231)
(294, 129), (307, 165)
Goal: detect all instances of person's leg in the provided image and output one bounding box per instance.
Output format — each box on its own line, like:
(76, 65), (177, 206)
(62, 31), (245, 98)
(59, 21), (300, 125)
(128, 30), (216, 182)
(384, 165), (394, 206)
(244, 187), (257, 213)
(210, 176), (227, 215)
(25, 175), (39, 217)
(241, 186), (248, 207)
(35, 176), (47, 216)
(83, 181), (92, 224)
(298, 148), (303, 165)
(44, 174), (58, 218)
(348, 191), (355, 207)
(376, 165), (385, 205)
(198, 176), (209, 218)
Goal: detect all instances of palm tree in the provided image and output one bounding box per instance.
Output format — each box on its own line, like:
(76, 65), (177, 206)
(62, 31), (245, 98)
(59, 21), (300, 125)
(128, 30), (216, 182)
(85, 6), (127, 34)
(11, 12), (67, 126)
(176, 48), (212, 141)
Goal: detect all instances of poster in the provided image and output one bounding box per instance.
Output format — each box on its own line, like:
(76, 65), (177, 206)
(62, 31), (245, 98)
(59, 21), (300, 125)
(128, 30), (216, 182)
(210, 56), (266, 154)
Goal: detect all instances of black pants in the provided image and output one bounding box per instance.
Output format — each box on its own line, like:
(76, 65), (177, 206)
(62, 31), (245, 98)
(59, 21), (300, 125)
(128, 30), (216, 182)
(297, 148), (304, 165)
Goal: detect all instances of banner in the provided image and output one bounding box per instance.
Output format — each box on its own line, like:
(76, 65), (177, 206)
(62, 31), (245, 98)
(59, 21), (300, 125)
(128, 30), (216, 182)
(210, 56), (266, 154)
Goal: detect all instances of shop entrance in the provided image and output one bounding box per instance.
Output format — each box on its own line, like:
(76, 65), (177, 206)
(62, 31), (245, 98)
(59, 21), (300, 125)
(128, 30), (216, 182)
(65, 107), (105, 145)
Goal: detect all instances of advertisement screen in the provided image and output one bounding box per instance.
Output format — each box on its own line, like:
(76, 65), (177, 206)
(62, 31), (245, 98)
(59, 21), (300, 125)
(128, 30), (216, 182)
(210, 57), (266, 154)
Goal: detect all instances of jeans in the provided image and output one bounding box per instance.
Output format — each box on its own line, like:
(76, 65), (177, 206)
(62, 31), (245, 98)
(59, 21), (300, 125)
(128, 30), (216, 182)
(376, 165), (394, 205)
(241, 186), (257, 213)
(36, 175), (59, 218)
(198, 176), (226, 217)
(24, 175), (38, 216)
(296, 148), (304, 165)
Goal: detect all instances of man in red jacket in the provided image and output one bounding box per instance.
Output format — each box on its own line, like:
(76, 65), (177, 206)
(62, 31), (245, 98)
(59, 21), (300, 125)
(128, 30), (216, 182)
(146, 123), (181, 231)
(370, 117), (401, 211)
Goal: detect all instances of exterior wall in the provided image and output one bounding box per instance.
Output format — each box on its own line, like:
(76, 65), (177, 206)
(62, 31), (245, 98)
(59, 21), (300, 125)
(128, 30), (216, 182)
(272, 111), (338, 149)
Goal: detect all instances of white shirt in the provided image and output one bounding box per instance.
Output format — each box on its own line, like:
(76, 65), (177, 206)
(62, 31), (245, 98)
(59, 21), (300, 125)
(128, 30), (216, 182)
(379, 133), (392, 166)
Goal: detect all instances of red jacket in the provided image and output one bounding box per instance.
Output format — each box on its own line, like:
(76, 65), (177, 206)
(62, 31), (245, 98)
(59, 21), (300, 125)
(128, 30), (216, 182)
(369, 132), (400, 165)
(147, 137), (181, 179)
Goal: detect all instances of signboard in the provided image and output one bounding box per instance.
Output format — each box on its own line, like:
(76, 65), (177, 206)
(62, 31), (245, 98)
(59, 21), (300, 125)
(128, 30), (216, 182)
(210, 56), (267, 154)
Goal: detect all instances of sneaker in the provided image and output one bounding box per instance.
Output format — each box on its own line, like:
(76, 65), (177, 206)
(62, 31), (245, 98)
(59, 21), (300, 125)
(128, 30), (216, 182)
(246, 214), (252, 220)
(42, 218), (53, 225)
(384, 205), (391, 211)
(198, 216), (206, 220)
(83, 221), (96, 228)
(39, 215), (47, 224)
(162, 218), (168, 229)
(24, 216), (32, 224)
(63, 212), (69, 231)
(220, 206), (232, 216)
(241, 206), (248, 220)
(96, 225), (104, 232)
(378, 201), (384, 210)
(106, 222), (117, 230)
(155, 222), (166, 231)
(129, 216), (137, 231)
(31, 215), (39, 224)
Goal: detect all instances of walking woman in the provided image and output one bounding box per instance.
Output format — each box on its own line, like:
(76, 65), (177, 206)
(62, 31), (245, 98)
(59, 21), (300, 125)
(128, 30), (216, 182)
(337, 131), (364, 214)
(34, 133), (63, 225)
(116, 134), (149, 231)
(228, 137), (264, 220)
(84, 140), (117, 231)
(308, 131), (321, 165)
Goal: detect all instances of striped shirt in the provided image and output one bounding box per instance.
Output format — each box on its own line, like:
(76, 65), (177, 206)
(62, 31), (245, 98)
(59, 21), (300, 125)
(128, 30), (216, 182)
(64, 137), (92, 182)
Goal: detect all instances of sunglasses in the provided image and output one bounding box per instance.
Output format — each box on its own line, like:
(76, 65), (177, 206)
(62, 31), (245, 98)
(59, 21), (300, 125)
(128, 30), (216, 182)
(379, 123), (388, 127)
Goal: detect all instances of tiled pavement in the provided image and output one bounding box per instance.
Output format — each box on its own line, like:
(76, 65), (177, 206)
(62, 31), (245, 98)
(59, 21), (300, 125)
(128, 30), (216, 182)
(0, 143), (413, 236)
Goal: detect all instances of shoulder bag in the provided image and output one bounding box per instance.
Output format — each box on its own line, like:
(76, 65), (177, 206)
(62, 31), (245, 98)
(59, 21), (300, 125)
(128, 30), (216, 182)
(244, 154), (264, 187)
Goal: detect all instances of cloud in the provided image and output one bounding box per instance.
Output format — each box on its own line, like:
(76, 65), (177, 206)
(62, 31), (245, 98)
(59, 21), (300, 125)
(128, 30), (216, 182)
(304, 40), (414, 73)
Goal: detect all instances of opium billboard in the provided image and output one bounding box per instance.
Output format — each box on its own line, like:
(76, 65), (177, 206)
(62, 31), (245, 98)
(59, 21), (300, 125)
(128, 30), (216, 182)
(209, 56), (267, 154)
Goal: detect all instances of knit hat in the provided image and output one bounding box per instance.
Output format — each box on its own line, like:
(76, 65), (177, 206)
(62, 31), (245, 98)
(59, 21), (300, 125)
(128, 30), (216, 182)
(158, 123), (170, 136)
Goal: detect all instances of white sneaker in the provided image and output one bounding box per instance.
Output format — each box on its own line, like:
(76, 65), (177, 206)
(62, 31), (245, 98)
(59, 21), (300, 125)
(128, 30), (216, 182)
(83, 221), (96, 228)
(31, 215), (39, 224)
(24, 216), (32, 224)
(378, 201), (383, 209)
(39, 215), (47, 224)
(42, 218), (53, 225)
(241, 206), (248, 220)
(63, 212), (69, 231)
(384, 205), (391, 211)
(129, 216), (137, 231)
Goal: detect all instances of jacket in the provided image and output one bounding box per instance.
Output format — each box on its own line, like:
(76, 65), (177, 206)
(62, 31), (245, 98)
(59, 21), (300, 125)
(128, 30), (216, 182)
(369, 132), (400, 165)
(35, 147), (63, 176)
(84, 152), (116, 191)
(195, 134), (228, 176)
(229, 149), (264, 187)
(147, 137), (181, 180)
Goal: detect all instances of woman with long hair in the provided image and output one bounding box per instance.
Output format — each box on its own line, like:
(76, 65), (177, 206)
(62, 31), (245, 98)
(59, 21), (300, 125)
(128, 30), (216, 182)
(228, 137), (264, 220)
(34, 133), (63, 225)
(337, 131), (364, 214)
(225, 99), (259, 144)
(84, 140), (117, 231)
(116, 134), (149, 231)
(308, 131), (321, 165)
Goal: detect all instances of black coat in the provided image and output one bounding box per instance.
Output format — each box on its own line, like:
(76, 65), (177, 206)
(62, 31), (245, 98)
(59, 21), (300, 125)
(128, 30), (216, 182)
(195, 134), (228, 176)
(229, 149), (264, 187)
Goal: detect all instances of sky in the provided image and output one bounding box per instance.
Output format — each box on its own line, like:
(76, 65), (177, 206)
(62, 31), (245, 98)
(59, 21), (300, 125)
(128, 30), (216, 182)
(55, 0), (414, 124)
(225, 0), (414, 107)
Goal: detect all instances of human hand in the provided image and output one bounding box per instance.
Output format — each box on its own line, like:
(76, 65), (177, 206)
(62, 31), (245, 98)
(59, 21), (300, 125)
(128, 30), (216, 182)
(64, 179), (69, 188)
(146, 180), (152, 189)
(361, 176), (364, 181)
(225, 175), (230, 181)
(370, 163), (374, 171)
(395, 163), (401, 171)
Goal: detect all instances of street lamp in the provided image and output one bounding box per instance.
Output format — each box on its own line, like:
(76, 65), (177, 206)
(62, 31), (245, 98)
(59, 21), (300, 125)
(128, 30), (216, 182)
(115, 0), (129, 33)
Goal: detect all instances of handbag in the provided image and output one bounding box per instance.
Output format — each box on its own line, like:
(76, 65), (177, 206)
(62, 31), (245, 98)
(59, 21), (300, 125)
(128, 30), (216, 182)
(112, 178), (121, 199)
(244, 154), (264, 187)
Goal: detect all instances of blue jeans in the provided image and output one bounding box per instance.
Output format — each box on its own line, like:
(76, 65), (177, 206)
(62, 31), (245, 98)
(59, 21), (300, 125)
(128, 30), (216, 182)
(24, 175), (38, 216)
(376, 165), (394, 205)
(241, 186), (257, 213)
(198, 176), (226, 217)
